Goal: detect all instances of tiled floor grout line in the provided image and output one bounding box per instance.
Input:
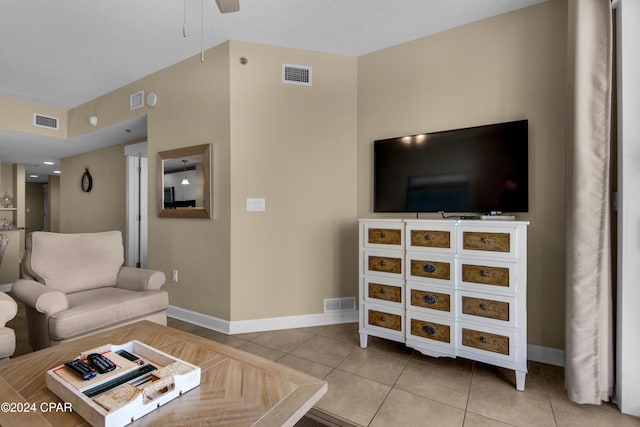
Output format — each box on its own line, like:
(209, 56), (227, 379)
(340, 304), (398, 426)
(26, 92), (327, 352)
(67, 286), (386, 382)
(363, 348), (417, 426)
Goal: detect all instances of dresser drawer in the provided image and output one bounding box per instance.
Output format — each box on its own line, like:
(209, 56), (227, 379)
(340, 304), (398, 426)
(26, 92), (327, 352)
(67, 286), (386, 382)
(463, 231), (510, 252)
(410, 318), (450, 343)
(406, 311), (455, 355)
(462, 296), (508, 321)
(368, 228), (402, 246)
(407, 282), (453, 316)
(461, 328), (509, 355)
(406, 253), (453, 285)
(363, 221), (404, 250)
(457, 322), (516, 362)
(411, 229), (451, 249)
(364, 304), (404, 337)
(364, 276), (404, 307)
(457, 226), (519, 259)
(457, 290), (516, 328)
(405, 221), (455, 253)
(462, 264), (509, 287)
(364, 250), (404, 278)
(458, 258), (516, 294)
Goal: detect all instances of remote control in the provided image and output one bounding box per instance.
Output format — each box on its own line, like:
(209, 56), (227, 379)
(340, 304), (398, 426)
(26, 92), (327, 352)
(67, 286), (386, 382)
(65, 359), (96, 380)
(87, 353), (117, 374)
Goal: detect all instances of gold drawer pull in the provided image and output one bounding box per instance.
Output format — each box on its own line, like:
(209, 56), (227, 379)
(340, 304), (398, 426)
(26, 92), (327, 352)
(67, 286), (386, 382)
(380, 232), (386, 238)
(480, 337), (488, 344)
(379, 315), (387, 322)
(480, 270), (489, 277)
(425, 234), (433, 241)
(480, 303), (489, 311)
(379, 260), (386, 267)
(422, 294), (437, 305)
(379, 287), (386, 295)
(480, 236), (490, 245)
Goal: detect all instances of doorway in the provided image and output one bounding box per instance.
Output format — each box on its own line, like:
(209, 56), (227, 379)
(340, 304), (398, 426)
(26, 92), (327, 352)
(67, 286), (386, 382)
(125, 141), (148, 268)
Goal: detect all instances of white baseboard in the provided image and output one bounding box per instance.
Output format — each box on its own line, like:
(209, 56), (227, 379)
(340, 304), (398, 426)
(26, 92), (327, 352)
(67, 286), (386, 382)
(0, 284), (12, 293)
(527, 343), (565, 366)
(166, 305), (359, 335)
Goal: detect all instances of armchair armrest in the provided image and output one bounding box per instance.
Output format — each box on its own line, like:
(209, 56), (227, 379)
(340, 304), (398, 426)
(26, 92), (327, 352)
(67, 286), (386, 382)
(11, 279), (69, 316)
(0, 292), (18, 327)
(116, 267), (166, 291)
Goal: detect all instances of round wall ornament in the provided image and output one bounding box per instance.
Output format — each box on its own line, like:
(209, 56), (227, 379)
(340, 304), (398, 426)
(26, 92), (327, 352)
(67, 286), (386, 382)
(81, 167), (93, 192)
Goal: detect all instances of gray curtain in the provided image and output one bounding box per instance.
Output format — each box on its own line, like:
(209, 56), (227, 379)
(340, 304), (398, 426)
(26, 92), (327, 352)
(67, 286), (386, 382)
(565, 0), (614, 404)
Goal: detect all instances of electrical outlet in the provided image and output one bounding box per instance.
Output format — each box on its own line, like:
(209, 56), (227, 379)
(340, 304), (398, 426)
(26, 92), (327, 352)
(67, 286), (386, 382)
(172, 269), (178, 282)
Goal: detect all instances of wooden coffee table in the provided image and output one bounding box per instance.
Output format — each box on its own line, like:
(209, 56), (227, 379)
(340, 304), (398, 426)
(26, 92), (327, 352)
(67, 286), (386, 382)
(0, 321), (327, 426)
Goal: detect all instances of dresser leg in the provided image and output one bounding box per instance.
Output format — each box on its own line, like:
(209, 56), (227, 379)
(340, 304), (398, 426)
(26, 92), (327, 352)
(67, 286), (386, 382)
(359, 332), (368, 348)
(515, 370), (526, 391)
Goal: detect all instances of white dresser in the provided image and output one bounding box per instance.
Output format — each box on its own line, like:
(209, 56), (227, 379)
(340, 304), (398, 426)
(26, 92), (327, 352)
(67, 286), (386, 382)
(358, 218), (529, 390)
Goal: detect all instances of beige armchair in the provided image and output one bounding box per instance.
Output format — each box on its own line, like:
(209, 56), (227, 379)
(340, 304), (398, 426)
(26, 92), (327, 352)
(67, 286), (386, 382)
(0, 292), (18, 360)
(12, 231), (168, 350)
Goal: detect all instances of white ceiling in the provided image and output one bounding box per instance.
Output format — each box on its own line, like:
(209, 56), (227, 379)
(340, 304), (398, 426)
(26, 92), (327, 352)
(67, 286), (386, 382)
(0, 0), (546, 182)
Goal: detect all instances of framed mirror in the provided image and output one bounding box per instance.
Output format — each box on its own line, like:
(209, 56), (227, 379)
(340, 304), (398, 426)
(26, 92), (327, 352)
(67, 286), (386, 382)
(158, 143), (211, 218)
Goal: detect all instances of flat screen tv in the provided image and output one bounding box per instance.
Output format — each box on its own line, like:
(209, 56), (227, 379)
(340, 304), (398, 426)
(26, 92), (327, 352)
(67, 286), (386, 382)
(374, 120), (528, 213)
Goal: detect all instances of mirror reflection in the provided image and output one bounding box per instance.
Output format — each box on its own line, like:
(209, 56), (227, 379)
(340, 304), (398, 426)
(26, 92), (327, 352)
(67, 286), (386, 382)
(158, 144), (211, 218)
(163, 156), (204, 209)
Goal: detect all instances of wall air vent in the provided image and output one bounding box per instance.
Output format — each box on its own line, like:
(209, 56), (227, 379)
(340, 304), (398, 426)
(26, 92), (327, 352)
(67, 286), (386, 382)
(130, 90), (144, 110)
(324, 297), (356, 313)
(283, 64), (312, 86)
(33, 113), (59, 130)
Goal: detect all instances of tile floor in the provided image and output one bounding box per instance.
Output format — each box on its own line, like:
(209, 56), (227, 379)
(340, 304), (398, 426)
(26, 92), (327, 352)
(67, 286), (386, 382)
(5, 299), (640, 427)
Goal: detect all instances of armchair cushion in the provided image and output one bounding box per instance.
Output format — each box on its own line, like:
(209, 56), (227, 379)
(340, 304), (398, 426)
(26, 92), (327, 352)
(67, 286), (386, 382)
(50, 287), (168, 340)
(24, 231), (124, 294)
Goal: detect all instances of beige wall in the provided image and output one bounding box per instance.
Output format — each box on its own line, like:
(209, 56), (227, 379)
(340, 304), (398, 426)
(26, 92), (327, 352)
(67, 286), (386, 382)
(228, 42), (358, 320)
(0, 96), (67, 137)
(144, 43), (232, 320)
(59, 142), (128, 234)
(61, 41), (359, 322)
(357, 0), (567, 349)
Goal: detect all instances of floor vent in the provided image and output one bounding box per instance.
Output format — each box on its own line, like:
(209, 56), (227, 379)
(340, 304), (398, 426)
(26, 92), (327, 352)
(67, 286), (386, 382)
(130, 90), (144, 110)
(33, 113), (59, 130)
(324, 297), (356, 313)
(283, 64), (312, 86)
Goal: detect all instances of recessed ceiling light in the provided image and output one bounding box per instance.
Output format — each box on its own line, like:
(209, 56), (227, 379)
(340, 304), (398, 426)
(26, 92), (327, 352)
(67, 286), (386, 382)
(53, 170), (61, 174)
(43, 161), (54, 165)
(29, 175), (38, 178)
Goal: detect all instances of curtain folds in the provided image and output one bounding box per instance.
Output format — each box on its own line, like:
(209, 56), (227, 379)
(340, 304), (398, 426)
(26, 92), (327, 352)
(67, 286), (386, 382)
(565, 0), (614, 404)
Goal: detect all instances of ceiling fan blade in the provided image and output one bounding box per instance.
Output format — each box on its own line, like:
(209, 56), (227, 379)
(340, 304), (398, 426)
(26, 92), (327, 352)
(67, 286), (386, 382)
(215, 0), (239, 13)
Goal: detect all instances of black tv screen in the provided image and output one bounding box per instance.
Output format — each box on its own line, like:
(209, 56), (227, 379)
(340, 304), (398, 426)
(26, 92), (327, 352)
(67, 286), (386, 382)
(373, 120), (528, 213)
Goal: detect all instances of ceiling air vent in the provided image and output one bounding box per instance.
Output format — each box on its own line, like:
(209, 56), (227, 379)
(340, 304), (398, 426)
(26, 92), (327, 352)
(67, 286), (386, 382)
(33, 113), (59, 130)
(283, 64), (312, 86)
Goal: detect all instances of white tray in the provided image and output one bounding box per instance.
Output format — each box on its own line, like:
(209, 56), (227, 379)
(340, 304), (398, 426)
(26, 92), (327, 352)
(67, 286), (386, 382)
(46, 340), (201, 427)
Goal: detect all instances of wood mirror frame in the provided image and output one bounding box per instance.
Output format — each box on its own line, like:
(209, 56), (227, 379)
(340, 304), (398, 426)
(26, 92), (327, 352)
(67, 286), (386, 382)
(158, 143), (211, 218)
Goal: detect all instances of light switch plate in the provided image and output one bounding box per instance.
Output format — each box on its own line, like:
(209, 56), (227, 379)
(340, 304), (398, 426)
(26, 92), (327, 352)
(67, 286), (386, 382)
(246, 198), (266, 212)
